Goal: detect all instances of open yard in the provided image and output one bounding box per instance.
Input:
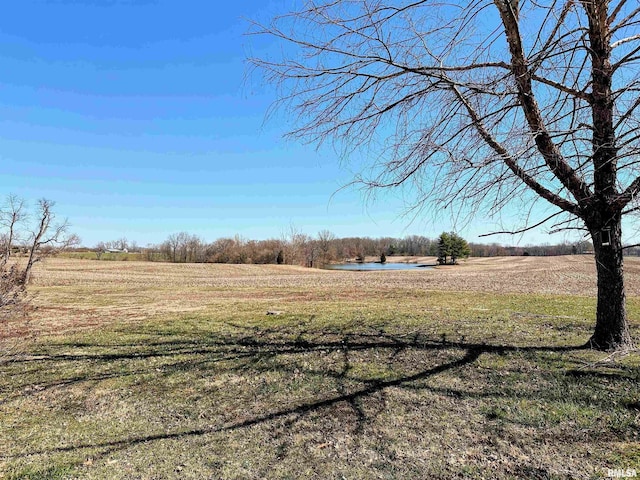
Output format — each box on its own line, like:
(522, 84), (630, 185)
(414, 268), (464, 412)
(1, 256), (639, 479)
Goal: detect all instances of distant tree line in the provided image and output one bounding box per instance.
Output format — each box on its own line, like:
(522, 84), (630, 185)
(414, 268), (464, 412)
(137, 230), (442, 266)
(86, 230), (640, 267)
(468, 240), (596, 257)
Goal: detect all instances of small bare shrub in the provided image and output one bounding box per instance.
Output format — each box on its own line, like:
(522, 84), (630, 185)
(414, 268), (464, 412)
(0, 262), (34, 361)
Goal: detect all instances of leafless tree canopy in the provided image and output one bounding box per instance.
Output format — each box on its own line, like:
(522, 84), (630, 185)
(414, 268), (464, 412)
(0, 194), (26, 266)
(251, 0), (640, 229)
(0, 196), (79, 285)
(23, 199), (80, 284)
(251, 0), (639, 350)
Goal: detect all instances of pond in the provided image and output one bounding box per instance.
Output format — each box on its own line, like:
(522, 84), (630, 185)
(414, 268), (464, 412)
(326, 262), (434, 271)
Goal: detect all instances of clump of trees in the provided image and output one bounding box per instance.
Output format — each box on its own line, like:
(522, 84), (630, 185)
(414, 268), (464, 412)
(437, 232), (471, 265)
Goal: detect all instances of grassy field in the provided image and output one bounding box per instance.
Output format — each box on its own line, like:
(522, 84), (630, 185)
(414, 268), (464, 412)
(0, 256), (639, 479)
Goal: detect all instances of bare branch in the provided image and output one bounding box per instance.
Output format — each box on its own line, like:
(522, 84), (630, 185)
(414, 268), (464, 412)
(23, 199), (79, 284)
(451, 84), (580, 214)
(531, 73), (590, 101)
(495, 0), (593, 206)
(478, 211), (566, 237)
(616, 175), (640, 210)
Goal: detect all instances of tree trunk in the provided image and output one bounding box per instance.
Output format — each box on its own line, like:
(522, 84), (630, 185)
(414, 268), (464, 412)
(23, 249), (37, 285)
(589, 219), (633, 351)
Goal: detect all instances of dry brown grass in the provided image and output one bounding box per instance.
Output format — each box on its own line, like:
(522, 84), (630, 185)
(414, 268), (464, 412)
(27, 255), (640, 336)
(433, 255), (640, 296)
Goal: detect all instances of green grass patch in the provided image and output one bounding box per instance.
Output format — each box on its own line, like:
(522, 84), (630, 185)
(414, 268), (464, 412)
(2, 260), (639, 478)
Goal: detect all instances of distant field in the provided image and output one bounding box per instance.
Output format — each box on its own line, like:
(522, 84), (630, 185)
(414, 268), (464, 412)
(25, 255), (640, 335)
(0, 256), (638, 478)
(60, 251), (147, 261)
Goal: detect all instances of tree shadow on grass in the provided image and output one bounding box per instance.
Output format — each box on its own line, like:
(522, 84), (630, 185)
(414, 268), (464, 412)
(3, 325), (589, 404)
(1, 321), (603, 466)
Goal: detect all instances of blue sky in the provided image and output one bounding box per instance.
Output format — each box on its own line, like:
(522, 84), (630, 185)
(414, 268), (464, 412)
(0, 0), (588, 247)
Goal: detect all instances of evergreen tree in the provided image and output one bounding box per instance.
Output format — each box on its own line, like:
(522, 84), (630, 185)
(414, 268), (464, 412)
(437, 232), (452, 265)
(438, 232), (470, 264)
(450, 233), (471, 264)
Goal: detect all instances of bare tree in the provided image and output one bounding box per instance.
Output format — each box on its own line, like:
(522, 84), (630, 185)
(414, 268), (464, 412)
(163, 233), (180, 263)
(161, 232), (203, 263)
(282, 224), (311, 266)
(317, 229), (337, 266)
(0, 194), (26, 266)
(115, 237), (129, 252)
(94, 241), (106, 260)
(0, 261), (32, 361)
(251, 0), (640, 350)
(23, 199), (79, 284)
